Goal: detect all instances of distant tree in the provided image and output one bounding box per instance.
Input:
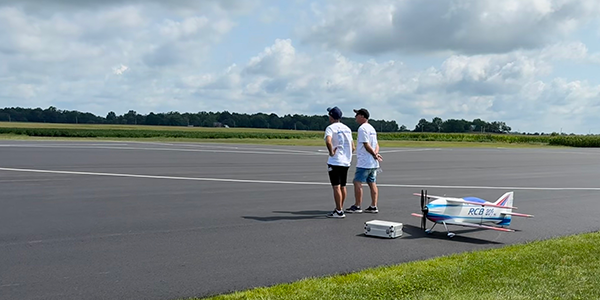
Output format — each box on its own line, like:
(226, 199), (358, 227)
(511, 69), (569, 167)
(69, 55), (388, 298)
(251, 114), (269, 128)
(442, 119), (470, 133)
(432, 117), (443, 132)
(472, 118), (487, 132)
(146, 112), (161, 125)
(123, 110), (138, 124)
(414, 118), (436, 132)
(268, 113), (282, 129)
(106, 111), (117, 123)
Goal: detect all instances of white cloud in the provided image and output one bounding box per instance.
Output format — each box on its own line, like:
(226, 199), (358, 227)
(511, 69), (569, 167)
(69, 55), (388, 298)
(181, 39), (600, 133)
(112, 64), (129, 75)
(302, 0), (600, 55)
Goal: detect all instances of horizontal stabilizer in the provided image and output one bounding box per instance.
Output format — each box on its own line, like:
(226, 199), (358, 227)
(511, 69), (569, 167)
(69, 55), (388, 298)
(502, 212), (534, 218)
(412, 193), (442, 199)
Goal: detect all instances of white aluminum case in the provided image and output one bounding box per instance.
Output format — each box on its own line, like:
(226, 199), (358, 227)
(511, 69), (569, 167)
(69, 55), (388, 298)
(364, 220), (403, 238)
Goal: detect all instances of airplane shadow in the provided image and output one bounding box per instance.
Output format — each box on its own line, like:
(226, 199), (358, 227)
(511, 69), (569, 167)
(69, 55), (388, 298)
(378, 224), (505, 245)
(243, 210), (330, 222)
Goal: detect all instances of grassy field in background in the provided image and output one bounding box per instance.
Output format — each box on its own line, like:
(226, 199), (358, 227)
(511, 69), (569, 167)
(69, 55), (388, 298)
(0, 121), (300, 133)
(0, 133), (559, 148)
(0, 122), (564, 148)
(194, 231), (600, 300)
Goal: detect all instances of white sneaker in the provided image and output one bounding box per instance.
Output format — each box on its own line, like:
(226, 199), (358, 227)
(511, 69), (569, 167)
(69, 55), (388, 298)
(326, 210), (346, 218)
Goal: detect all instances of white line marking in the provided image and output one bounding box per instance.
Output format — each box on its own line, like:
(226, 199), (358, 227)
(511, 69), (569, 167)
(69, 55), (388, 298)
(0, 143), (444, 155)
(0, 167), (324, 185)
(174, 143), (318, 154)
(1, 167), (600, 191)
(378, 148), (441, 154)
(0, 144), (326, 156)
(0, 143), (129, 147)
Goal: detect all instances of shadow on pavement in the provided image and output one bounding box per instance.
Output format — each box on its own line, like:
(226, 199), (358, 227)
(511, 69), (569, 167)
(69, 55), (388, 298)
(358, 224), (504, 245)
(243, 210), (330, 222)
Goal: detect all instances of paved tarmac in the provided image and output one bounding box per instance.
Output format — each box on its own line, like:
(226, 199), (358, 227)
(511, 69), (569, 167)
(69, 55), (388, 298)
(1, 140), (600, 300)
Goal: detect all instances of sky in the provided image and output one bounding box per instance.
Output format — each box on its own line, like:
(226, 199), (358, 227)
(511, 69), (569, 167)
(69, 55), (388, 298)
(1, 0), (600, 134)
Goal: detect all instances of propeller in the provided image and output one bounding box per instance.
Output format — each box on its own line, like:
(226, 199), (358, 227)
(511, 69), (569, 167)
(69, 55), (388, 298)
(420, 189), (429, 230)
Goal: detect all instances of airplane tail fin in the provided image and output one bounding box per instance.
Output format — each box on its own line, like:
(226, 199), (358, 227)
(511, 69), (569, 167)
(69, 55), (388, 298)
(495, 191), (514, 226)
(493, 191), (514, 208)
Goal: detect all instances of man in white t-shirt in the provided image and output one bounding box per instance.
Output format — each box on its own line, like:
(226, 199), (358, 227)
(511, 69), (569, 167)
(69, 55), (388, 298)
(345, 108), (383, 214)
(324, 106), (354, 218)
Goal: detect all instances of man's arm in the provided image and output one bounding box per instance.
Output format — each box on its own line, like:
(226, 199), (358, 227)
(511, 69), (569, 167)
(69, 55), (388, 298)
(325, 136), (336, 157)
(363, 142), (377, 156)
(364, 142), (383, 161)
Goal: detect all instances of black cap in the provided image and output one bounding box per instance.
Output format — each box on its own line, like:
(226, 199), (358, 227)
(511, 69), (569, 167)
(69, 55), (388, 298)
(353, 108), (370, 119)
(327, 106), (343, 120)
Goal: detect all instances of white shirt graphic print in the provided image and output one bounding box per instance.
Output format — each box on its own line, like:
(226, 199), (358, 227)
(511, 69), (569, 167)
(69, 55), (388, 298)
(356, 123), (379, 169)
(324, 122), (353, 167)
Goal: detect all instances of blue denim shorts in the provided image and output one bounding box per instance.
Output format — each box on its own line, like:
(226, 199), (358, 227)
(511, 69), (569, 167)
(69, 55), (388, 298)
(354, 167), (378, 183)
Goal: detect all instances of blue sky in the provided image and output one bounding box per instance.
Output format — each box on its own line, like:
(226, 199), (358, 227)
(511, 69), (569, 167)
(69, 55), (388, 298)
(1, 0), (600, 134)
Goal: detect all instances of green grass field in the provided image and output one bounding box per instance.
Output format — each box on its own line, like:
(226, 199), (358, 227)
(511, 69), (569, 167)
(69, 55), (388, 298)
(0, 122), (564, 148)
(0, 133), (559, 148)
(193, 231), (600, 300)
(0, 121), (306, 133)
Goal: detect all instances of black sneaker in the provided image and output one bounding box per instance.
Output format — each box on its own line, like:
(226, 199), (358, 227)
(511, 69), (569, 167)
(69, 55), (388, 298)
(326, 210), (346, 218)
(345, 205), (363, 213)
(364, 206), (379, 213)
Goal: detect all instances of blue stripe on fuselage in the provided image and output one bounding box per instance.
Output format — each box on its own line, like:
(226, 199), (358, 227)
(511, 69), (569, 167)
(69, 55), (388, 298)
(463, 197), (486, 203)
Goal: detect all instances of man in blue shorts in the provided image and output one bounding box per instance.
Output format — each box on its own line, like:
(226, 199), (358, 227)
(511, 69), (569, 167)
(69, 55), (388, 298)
(324, 106), (354, 218)
(346, 108), (383, 214)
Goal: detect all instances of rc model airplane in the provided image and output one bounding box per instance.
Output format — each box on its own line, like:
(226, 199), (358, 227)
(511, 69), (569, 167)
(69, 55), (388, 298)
(411, 190), (534, 238)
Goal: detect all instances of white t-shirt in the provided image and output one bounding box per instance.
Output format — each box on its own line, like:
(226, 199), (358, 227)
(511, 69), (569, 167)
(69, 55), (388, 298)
(324, 122), (353, 167)
(356, 122), (379, 169)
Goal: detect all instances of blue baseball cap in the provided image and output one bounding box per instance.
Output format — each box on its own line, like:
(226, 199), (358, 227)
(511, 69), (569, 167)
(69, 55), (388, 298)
(327, 106), (342, 120)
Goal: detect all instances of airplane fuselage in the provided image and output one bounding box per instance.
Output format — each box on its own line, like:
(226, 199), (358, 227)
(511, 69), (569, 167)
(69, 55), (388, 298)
(426, 198), (511, 226)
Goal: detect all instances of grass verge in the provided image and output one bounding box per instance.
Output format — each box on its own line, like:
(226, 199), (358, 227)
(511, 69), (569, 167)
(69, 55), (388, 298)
(192, 231), (600, 300)
(0, 134), (557, 148)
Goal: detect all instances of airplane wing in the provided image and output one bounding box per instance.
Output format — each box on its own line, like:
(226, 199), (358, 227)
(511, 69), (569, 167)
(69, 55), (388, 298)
(412, 193), (518, 209)
(445, 198), (518, 209)
(502, 212), (534, 218)
(410, 214), (515, 232)
(412, 193), (444, 200)
(443, 221), (515, 232)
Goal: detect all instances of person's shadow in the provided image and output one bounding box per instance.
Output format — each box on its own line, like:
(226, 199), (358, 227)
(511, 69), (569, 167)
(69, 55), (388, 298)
(243, 210), (330, 222)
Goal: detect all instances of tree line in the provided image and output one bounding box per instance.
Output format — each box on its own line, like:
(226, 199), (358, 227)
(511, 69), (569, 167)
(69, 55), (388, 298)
(0, 106), (514, 133)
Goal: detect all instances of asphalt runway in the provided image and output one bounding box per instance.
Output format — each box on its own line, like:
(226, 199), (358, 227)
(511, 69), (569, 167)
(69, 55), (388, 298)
(1, 140), (600, 300)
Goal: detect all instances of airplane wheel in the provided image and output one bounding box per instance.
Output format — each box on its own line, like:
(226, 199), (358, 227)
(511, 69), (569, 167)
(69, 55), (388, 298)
(447, 233), (455, 238)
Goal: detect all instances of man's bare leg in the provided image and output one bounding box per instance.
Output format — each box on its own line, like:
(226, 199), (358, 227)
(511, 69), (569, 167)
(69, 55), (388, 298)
(353, 181), (363, 207)
(368, 182), (378, 207)
(340, 186), (347, 209)
(332, 185), (343, 211)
